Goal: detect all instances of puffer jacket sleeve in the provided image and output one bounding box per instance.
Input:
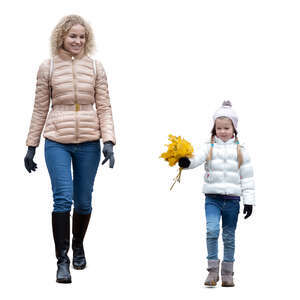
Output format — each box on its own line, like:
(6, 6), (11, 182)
(95, 61), (116, 145)
(240, 145), (255, 205)
(26, 60), (51, 147)
(188, 143), (210, 169)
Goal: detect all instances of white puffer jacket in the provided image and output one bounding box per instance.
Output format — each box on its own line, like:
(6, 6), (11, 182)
(187, 136), (255, 205)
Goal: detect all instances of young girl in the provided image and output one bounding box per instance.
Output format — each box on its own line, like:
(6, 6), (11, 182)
(179, 101), (255, 287)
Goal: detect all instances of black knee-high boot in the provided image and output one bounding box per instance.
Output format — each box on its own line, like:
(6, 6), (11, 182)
(72, 211), (91, 270)
(52, 212), (72, 283)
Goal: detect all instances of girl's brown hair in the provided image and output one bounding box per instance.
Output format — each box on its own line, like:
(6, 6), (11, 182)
(50, 15), (95, 56)
(207, 117), (243, 168)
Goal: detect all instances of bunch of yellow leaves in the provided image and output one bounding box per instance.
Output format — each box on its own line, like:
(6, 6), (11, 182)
(160, 134), (194, 166)
(160, 134), (194, 190)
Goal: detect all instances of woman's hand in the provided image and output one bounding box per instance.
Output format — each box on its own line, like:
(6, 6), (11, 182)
(243, 204), (253, 219)
(102, 141), (115, 168)
(178, 157), (190, 168)
(24, 146), (38, 173)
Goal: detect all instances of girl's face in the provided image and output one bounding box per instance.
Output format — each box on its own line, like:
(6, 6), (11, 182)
(215, 118), (234, 142)
(63, 24), (86, 56)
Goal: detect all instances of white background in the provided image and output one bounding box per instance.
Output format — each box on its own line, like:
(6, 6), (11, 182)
(1, 0), (299, 299)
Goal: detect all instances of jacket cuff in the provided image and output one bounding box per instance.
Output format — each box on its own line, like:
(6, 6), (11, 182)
(242, 196), (256, 206)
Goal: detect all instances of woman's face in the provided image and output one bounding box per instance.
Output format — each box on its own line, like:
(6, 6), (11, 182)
(63, 24), (86, 56)
(215, 117), (234, 142)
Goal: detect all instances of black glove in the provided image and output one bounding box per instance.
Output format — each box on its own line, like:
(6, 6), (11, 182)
(102, 141), (115, 168)
(243, 204), (253, 219)
(24, 146), (37, 173)
(178, 157), (191, 168)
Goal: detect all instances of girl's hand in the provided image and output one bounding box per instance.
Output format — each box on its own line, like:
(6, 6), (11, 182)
(243, 204), (253, 219)
(178, 157), (190, 168)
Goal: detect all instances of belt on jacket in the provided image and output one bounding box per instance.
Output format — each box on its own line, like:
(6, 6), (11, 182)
(52, 104), (94, 111)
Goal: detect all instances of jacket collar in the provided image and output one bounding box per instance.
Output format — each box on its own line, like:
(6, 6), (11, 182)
(57, 47), (85, 60)
(214, 136), (236, 145)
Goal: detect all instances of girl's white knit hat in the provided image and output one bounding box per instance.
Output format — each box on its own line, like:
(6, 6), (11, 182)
(213, 100), (238, 129)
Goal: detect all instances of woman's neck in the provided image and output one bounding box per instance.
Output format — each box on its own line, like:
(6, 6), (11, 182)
(58, 47), (85, 60)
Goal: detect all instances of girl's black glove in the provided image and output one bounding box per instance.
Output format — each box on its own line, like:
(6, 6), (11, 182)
(102, 141), (115, 168)
(243, 204), (253, 219)
(178, 157), (190, 168)
(24, 146), (37, 173)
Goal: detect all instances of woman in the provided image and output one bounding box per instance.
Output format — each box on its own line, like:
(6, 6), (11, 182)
(24, 15), (116, 284)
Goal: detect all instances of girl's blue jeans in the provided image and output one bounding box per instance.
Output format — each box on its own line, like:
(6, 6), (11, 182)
(205, 195), (240, 262)
(44, 138), (101, 214)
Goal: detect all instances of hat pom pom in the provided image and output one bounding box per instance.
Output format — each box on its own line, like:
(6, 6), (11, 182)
(222, 100), (232, 108)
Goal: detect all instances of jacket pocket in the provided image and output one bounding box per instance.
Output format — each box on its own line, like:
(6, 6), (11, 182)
(205, 172), (211, 183)
(52, 119), (61, 136)
(92, 111), (101, 136)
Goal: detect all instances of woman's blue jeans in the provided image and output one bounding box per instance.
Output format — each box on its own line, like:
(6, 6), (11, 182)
(44, 138), (101, 214)
(205, 195), (240, 262)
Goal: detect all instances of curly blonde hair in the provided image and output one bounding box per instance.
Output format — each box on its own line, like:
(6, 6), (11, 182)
(50, 15), (95, 56)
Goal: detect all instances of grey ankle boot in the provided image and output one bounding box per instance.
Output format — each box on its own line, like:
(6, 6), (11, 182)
(204, 259), (220, 286)
(221, 261), (234, 287)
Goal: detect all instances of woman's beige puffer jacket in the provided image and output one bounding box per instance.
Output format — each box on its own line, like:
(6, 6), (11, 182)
(26, 48), (116, 147)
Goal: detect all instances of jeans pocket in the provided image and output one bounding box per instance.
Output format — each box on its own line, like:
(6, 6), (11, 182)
(235, 200), (240, 213)
(84, 140), (101, 152)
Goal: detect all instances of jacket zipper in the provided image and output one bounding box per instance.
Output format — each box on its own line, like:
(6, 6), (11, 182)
(224, 144), (227, 195)
(72, 56), (79, 142)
